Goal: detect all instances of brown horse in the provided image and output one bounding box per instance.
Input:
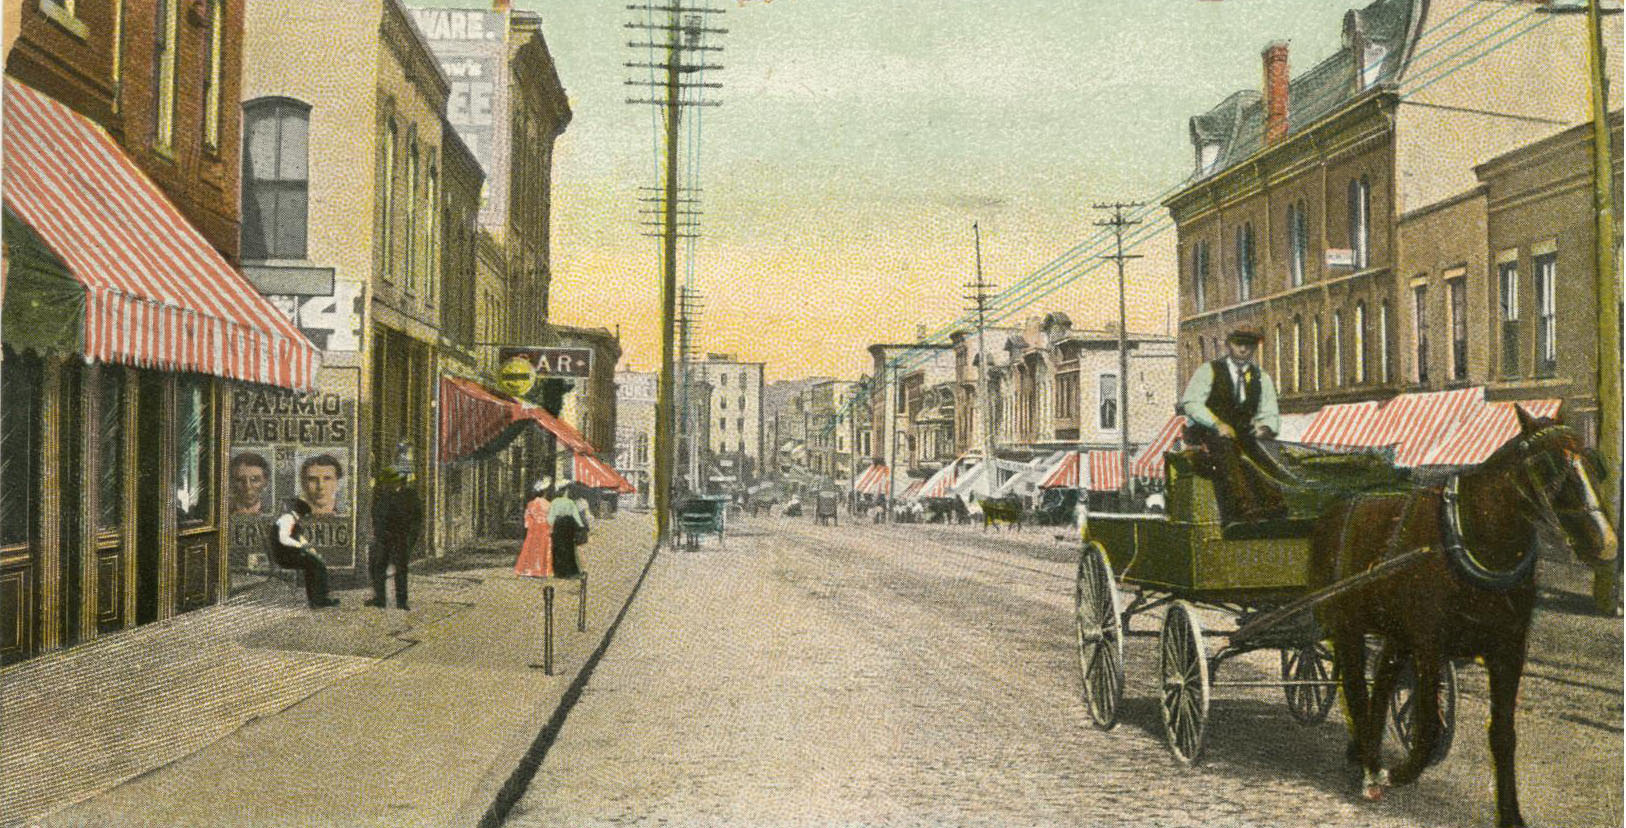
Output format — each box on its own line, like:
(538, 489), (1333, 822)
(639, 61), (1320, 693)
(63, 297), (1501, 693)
(1308, 408), (1616, 827)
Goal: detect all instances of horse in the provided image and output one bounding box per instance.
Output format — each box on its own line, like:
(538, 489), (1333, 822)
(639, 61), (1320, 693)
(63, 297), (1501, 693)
(979, 496), (1023, 532)
(1308, 407), (1616, 827)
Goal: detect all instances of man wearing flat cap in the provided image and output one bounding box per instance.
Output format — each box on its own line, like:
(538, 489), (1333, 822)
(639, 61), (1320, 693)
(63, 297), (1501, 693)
(1179, 324), (1287, 524)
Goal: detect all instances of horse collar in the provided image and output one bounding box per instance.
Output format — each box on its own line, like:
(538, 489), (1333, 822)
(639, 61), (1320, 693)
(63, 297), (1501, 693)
(1441, 475), (1537, 591)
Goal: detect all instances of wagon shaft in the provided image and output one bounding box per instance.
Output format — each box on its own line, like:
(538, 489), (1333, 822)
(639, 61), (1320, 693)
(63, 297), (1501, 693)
(1228, 546), (1437, 646)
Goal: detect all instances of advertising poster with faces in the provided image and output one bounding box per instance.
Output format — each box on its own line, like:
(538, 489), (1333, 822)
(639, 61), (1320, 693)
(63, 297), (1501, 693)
(228, 388), (358, 572)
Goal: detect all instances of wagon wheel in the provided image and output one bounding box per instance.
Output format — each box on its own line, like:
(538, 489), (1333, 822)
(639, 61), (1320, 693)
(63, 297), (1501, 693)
(1159, 600), (1210, 765)
(1386, 658), (1458, 766)
(1075, 542), (1124, 730)
(1281, 641), (1338, 725)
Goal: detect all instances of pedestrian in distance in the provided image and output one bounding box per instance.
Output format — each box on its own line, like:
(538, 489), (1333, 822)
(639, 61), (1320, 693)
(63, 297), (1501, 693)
(548, 482), (590, 579)
(365, 449), (423, 611)
(514, 478), (554, 578)
(267, 496), (339, 608)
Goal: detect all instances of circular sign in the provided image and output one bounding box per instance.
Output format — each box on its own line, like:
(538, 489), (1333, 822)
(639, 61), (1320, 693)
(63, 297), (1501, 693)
(499, 356), (537, 396)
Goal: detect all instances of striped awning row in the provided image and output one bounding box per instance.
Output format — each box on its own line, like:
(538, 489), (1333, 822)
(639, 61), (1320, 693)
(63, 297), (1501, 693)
(1130, 415), (1188, 479)
(3, 78), (317, 389)
(1039, 451), (1080, 489)
(900, 479), (925, 501)
(1088, 449), (1124, 492)
(1298, 401), (1381, 447)
(853, 463), (889, 496)
(574, 452), (636, 493)
(1355, 386), (1484, 467)
(1419, 399), (1562, 467)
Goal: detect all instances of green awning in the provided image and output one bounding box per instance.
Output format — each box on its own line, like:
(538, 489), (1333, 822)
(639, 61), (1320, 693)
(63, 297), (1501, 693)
(2, 210), (84, 357)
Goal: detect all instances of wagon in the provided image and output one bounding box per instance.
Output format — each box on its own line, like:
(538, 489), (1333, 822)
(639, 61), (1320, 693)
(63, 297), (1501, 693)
(814, 490), (841, 525)
(1075, 449), (1458, 765)
(677, 496), (727, 550)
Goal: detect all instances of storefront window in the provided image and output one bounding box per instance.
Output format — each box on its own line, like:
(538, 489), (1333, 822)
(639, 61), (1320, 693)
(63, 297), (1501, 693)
(98, 367), (125, 531)
(174, 376), (213, 527)
(1, 349), (41, 548)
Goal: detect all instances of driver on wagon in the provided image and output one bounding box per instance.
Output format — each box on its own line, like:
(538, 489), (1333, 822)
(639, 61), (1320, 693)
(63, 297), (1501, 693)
(1179, 324), (1288, 525)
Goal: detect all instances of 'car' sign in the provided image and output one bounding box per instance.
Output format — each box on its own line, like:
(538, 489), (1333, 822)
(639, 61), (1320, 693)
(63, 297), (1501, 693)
(498, 347), (594, 378)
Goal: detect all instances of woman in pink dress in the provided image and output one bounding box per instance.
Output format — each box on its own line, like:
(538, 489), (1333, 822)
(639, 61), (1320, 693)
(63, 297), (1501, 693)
(514, 480), (553, 578)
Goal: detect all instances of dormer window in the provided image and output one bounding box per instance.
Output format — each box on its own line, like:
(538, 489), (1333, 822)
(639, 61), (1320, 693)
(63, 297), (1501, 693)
(1198, 143), (1220, 174)
(1361, 44), (1388, 89)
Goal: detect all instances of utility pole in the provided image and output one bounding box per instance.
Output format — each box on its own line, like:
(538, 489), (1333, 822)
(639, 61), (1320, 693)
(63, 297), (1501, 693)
(1587, 0), (1620, 518)
(677, 286), (705, 493)
(1095, 202), (1144, 509)
(966, 223), (998, 491)
(626, 3), (724, 547)
(886, 362), (898, 522)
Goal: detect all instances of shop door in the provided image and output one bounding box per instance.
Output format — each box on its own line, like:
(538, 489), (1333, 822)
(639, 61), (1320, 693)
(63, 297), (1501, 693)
(57, 360), (84, 647)
(93, 367), (129, 634)
(1, 349), (43, 664)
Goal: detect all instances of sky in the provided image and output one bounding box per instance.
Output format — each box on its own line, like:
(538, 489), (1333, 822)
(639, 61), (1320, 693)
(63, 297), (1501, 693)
(414, 0), (1369, 380)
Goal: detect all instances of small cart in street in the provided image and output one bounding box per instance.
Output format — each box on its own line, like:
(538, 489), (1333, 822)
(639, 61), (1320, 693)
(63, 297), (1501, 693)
(814, 490), (841, 525)
(677, 496), (728, 550)
(1074, 448), (1458, 765)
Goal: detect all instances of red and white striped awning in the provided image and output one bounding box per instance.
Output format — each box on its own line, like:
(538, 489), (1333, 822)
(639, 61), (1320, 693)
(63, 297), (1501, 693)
(1039, 451), (1081, 489)
(1131, 415), (1188, 479)
(574, 452), (636, 493)
(439, 375), (601, 463)
(1088, 449), (1124, 492)
(1353, 387), (1484, 466)
(3, 78), (317, 389)
(1419, 399), (1562, 467)
(900, 479), (925, 500)
(854, 463), (889, 496)
(919, 463), (959, 498)
(1298, 401), (1381, 447)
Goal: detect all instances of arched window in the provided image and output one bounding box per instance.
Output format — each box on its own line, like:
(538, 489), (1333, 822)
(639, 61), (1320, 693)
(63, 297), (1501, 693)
(242, 97), (312, 260)
(203, 0), (225, 152)
(1332, 310), (1344, 387)
(1380, 300), (1392, 383)
(1348, 176), (1371, 269)
(1274, 324), (1284, 385)
(1287, 201), (1308, 287)
(1236, 223), (1256, 301)
(1312, 314), (1323, 391)
(1192, 241), (1209, 312)
(1292, 316), (1303, 393)
(405, 133), (420, 294)
(379, 118), (397, 280)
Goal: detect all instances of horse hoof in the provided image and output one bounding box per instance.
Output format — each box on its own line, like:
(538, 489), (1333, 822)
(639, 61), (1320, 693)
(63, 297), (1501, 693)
(1362, 785), (1386, 802)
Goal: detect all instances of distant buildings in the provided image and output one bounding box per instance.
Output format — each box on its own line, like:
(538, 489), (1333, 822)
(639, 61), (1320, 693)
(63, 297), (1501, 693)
(695, 354), (766, 485)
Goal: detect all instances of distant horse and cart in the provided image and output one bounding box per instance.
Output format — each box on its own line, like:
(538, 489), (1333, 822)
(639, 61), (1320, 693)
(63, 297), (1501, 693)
(1074, 409), (1614, 827)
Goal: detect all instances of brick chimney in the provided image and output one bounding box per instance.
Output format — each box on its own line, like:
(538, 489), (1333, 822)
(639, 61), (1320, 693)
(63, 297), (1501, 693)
(1262, 41), (1290, 146)
(492, 0), (511, 11)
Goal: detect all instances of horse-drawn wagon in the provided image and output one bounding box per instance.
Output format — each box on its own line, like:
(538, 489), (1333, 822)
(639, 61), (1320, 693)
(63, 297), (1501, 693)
(1074, 446), (1456, 765)
(677, 495), (728, 550)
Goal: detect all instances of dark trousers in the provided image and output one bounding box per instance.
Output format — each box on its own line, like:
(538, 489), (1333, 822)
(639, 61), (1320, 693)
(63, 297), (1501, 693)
(370, 534), (412, 607)
(272, 547), (331, 606)
(1188, 425), (1287, 523)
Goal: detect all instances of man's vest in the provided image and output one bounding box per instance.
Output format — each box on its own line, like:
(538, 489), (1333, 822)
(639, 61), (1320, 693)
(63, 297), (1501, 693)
(1206, 357), (1261, 433)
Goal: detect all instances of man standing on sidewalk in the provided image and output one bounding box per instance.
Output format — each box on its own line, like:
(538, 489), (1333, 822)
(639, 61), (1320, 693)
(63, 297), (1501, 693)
(366, 448), (424, 611)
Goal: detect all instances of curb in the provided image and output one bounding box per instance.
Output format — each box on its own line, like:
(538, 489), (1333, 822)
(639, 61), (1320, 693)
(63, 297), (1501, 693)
(476, 540), (663, 827)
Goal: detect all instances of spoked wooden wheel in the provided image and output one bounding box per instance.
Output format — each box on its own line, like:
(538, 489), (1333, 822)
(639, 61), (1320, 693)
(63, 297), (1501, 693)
(1075, 542), (1124, 730)
(1159, 600), (1210, 765)
(1386, 658), (1458, 766)
(1281, 641), (1338, 725)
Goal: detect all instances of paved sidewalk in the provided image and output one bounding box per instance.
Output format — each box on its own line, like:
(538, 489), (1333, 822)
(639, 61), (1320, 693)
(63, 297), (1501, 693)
(3, 511), (655, 828)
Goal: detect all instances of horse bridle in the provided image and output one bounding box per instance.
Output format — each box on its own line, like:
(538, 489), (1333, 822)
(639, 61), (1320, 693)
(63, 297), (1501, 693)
(1442, 428), (1615, 589)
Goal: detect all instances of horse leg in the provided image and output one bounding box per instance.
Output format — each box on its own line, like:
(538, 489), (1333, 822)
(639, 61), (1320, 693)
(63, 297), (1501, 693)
(1387, 646), (1443, 787)
(1361, 638), (1410, 793)
(1485, 648), (1528, 828)
(1334, 627), (1369, 765)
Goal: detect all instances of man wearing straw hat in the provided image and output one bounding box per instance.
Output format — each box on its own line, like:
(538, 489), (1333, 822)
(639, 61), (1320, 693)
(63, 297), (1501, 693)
(1179, 324), (1288, 525)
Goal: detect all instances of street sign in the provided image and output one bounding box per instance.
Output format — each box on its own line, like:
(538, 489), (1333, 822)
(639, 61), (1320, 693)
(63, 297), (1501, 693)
(1325, 248), (1355, 268)
(498, 356), (538, 396)
(498, 346), (594, 378)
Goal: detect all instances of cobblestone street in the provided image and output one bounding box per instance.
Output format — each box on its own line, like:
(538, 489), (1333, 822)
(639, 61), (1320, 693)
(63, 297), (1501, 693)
(507, 515), (1622, 827)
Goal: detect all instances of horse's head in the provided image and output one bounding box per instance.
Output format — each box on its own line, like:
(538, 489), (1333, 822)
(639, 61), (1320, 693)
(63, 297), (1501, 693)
(1507, 406), (1617, 564)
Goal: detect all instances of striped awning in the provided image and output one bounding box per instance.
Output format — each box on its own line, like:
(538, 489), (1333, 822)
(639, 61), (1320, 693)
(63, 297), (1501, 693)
(575, 453), (636, 493)
(900, 479), (925, 501)
(1353, 387), (1484, 466)
(1039, 451), (1081, 489)
(1088, 449), (1124, 492)
(854, 463), (889, 496)
(1419, 399), (1562, 467)
(1131, 415), (1188, 479)
(3, 78), (317, 389)
(1298, 401), (1381, 447)
(439, 376), (600, 463)
(918, 462), (960, 498)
